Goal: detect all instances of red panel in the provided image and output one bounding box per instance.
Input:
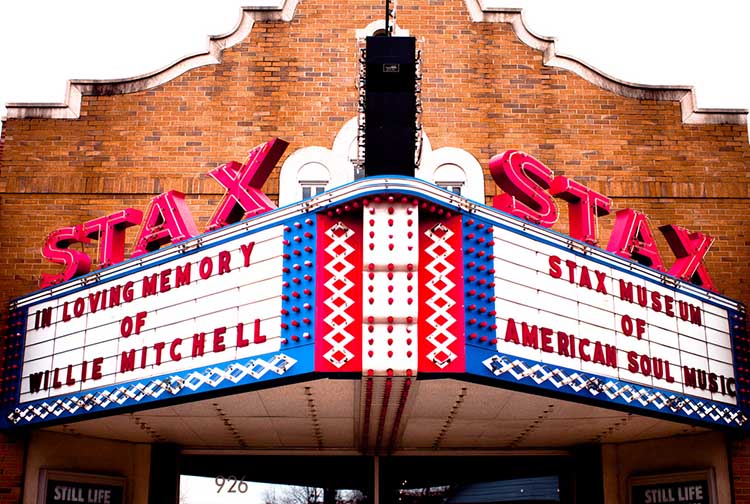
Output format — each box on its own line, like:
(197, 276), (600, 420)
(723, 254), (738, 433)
(418, 212), (465, 373)
(315, 213), (363, 372)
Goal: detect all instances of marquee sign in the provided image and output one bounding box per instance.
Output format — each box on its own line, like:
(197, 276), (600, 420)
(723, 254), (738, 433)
(470, 222), (745, 424)
(3, 213), (312, 427)
(2, 148), (748, 430)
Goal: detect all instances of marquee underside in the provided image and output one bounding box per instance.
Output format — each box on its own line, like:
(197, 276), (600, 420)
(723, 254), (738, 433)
(42, 377), (706, 451)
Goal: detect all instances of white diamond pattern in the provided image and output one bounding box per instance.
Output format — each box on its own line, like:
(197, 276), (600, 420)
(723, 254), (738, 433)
(424, 223), (457, 368)
(322, 222), (356, 368)
(482, 354), (747, 427)
(9, 353), (297, 425)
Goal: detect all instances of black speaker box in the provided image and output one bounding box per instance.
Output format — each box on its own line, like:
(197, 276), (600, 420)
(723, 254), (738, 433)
(364, 36), (417, 177)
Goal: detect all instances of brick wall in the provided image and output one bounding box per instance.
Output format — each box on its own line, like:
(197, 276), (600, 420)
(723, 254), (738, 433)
(1, 0), (748, 307)
(733, 436), (750, 504)
(1, 0), (749, 500)
(1, 118), (24, 500)
(0, 432), (24, 503)
(0, 121), (5, 174)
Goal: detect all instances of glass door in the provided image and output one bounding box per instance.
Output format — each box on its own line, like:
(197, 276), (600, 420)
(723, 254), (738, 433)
(180, 455), (373, 504)
(379, 456), (573, 504)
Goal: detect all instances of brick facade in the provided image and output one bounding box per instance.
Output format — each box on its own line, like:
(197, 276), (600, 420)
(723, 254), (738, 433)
(1, 0), (749, 501)
(733, 437), (750, 503)
(0, 432), (24, 503)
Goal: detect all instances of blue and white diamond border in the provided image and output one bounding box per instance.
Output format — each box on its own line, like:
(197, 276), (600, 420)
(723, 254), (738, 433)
(467, 346), (749, 430)
(2, 346), (312, 428)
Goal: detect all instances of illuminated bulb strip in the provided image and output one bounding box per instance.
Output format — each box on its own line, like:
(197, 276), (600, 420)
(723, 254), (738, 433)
(361, 200), (419, 375)
(1, 308), (25, 407)
(213, 403), (248, 448)
(374, 377), (393, 451)
(508, 403), (553, 448)
(361, 376), (374, 451)
(305, 386), (324, 448)
(131, 413), (166, 443)
(432, 386), (467, 449)
(387, 378), (412, 451)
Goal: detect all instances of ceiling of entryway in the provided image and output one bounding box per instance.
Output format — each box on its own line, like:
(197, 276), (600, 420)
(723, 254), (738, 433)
(44, 377), (708, 452)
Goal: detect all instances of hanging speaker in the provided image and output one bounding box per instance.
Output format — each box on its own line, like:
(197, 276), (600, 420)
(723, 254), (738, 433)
(364, 36), (417, 177)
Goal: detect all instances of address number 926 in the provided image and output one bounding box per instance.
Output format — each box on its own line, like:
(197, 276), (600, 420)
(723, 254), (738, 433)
(215, 475), (249, 493)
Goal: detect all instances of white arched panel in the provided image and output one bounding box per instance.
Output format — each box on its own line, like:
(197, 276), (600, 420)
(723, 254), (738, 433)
(418, 147), (485, 203)
(280, 119), (485, 205)
(278, 146), (353, 206)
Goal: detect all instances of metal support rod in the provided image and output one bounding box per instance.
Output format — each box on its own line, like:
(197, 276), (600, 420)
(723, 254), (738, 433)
(385, 0), (391, 36)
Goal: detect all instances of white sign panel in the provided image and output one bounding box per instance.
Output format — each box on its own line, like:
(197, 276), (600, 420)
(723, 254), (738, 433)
(491, 227), (737, 405)
(20, 226), (284, 404)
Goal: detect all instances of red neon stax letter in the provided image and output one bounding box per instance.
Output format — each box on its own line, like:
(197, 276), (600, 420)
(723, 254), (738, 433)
(550, 176), (611, 245)
(131, 190), (199, 257)
(606, 208), (665, 271)
(659, 224), (716, 291)
(82, 208), (143, 268)
(207, 138), (289, 231)
(489, 150), (557, 227)
(40, 226), (91, 287)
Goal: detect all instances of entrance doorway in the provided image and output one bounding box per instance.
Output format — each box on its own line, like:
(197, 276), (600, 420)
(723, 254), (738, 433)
(380, 456), (570, 503)
(180, 456), (373, 503)
(178, 453), (593, 503)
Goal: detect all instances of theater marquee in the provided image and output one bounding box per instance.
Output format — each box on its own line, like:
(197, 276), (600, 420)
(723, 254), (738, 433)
(2, 150), (748, 430)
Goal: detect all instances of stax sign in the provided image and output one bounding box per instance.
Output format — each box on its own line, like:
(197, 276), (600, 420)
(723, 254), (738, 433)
(39, 138), (289, 287)
(40, 143), (716, 293)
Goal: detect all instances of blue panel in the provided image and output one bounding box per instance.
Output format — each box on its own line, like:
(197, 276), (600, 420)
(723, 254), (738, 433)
(729, 308), (750, 409)
(0, 306), (27, 410)
(280, 215), (317, 349)
(466, 345), (749, 430)
(463, 216), (500, 351)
